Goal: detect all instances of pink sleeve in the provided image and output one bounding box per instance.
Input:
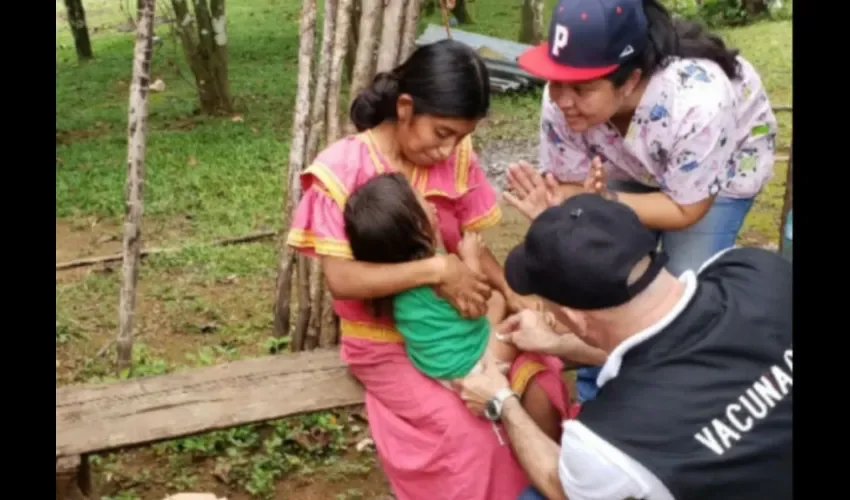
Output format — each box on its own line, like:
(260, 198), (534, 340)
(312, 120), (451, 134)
(286, 185), (353, 260)
(457, 152), (502, 232)
(538, 85), (591, 183)
(661, 98), (737, 205)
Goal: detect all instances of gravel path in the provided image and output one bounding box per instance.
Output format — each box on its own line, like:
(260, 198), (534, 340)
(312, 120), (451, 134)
(477, 138), (539, 192)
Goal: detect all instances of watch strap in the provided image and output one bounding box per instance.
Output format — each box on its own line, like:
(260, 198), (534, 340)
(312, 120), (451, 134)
(493, 387), (519, 406)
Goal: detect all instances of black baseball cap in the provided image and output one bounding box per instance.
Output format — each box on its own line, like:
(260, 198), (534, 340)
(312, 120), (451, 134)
(505, 194), (668, 310)
(517, 0), (648, 82)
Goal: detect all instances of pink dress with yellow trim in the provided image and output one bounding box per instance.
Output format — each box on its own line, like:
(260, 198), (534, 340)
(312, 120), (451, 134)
(287, 132), (569, 500)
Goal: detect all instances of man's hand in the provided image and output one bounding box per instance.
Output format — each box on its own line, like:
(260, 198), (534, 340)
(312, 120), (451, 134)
(496, 310), (560, 354)
(455, 357), (511, 416)
(503, 161), (564, 220)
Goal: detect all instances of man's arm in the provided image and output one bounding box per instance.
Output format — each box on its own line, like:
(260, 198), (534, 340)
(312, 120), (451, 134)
(549, 333), (607, 368)
(500, 397), (568, 500)
(500, 311), (607, 367)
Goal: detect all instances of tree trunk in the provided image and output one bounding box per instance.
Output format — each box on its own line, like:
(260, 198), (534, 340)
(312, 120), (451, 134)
(375, 0), (405, 73)
(117, 0), (156, 374)
(304, 258), (324, 350)
(345, 0), (383, 135)
(305, 0), (339, 163)
(344, 0), (361, 85)
(169, 0), (234, 116)
(518, 0), (544, 45)
(291, 255), (311, 350)
(742, 0), (769, 15)
(318, 287), (338, 347)
(398, 0), (422, 63)
(272, 0), (318, 339)
(453, 0), (472, 24)
(309, 0), (355, 346)
(64, 0), (94, 61)
(326, 0), (354, 143)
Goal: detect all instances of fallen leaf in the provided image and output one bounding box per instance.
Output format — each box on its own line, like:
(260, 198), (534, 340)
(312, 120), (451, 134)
(213, 461), (231, 484)
(199, 322), (219, 334)
(149, 79), (166, 92)
(95, 234), (117, 245)
(355, 437), (374, 452)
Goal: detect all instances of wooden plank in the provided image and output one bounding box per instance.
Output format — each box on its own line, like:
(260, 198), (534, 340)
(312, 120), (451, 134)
(56, 348), (364, 458)
(56, 455), (80, 500)
(56, 455), (91, 500)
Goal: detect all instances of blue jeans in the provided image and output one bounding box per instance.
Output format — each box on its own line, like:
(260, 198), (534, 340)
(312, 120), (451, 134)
(517, 486), (547, 500)
(575, 183), (756, 402)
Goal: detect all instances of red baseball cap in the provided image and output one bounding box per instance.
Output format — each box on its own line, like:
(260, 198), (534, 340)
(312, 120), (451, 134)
(518, 0), (649, 82)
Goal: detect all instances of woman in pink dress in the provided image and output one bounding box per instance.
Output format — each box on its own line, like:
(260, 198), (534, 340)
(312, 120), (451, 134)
(287, 40), (575, 500)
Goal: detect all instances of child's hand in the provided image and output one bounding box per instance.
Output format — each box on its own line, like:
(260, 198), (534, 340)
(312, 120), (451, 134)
(458, 232), (484, 263)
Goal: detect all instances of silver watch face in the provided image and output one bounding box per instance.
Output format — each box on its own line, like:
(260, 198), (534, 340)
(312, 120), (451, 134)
(485, 399), (500, 421)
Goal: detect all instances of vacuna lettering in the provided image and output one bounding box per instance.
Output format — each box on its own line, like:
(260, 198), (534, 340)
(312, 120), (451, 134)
(694, 348), (792, 456)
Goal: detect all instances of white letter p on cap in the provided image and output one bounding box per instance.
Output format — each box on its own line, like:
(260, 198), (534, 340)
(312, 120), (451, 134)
(552, 25), (569, 57)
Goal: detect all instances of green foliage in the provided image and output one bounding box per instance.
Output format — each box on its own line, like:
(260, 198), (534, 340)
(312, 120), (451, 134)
(669, 0), (793, 28)
(152, 412), (349, 498)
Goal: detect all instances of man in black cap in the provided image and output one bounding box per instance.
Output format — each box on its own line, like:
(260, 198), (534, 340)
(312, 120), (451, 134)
(457, 194), (792, 500)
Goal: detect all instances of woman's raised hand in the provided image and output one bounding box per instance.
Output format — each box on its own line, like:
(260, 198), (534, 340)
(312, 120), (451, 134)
(503, 161), (563, 220)
(583, 156), (616, 200)
(434, 253), (492, 318)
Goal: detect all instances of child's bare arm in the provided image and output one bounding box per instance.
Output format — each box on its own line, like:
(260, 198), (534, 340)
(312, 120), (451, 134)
(457, 232), (484, 274)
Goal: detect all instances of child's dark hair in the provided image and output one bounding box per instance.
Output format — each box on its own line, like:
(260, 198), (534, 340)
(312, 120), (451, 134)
(606, 0), (742, 87)
(349, 39), (491, 131)
(343, 172), (436, 318)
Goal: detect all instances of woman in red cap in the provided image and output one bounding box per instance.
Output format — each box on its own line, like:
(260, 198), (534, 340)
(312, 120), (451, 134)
(505, 0), (777, 407)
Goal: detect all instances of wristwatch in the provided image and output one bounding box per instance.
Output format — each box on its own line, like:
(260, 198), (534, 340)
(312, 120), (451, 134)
(484, 388), (519, 422)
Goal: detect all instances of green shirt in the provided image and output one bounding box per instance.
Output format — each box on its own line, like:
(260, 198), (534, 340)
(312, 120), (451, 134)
(393, 286), (490, 380)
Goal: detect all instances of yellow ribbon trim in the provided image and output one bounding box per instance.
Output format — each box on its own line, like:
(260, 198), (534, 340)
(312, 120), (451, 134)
(359, 131), (388, 174)
(287, 228), (353, 259)
(454, 136), (472, 194)
(462, 204), (503, 232)
(340, 319), (404, 343)
(510, 361), (548, 396)
(303, 161), (349, 210)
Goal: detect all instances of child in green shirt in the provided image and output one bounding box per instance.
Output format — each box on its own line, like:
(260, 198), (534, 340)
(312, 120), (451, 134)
(343, 172), (519, 389)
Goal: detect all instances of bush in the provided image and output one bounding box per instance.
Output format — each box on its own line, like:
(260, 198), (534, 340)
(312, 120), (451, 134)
(668, 0), (792, 28)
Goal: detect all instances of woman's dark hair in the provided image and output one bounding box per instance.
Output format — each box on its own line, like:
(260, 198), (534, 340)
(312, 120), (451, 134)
(607, 0), (741, 86)
(349, 39), (491, 131)
(343, 172), (436, 318)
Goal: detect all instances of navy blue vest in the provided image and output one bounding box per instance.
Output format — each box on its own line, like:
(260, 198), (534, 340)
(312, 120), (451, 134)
(578, 248), (792, 500)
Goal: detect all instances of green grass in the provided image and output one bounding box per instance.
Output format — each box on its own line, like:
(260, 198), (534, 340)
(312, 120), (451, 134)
(56, 0), (792, 497)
